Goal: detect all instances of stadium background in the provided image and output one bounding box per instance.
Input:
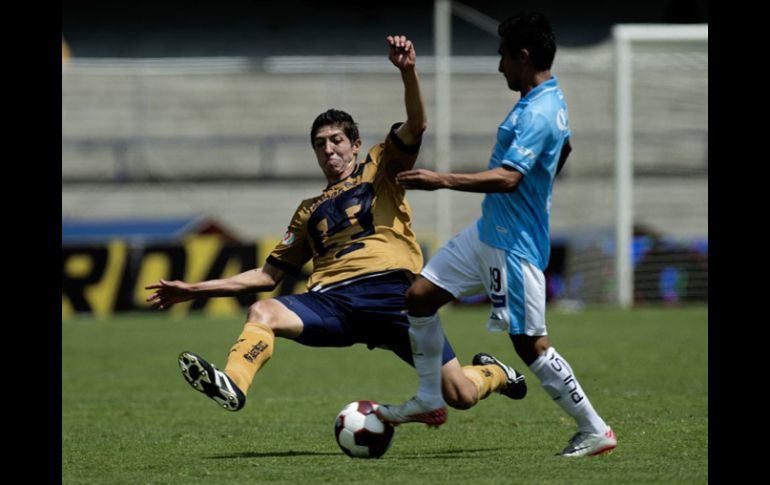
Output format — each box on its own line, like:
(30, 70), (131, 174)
(62, 0), (708, 317)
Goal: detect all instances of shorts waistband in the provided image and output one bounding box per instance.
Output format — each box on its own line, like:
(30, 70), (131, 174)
(312, 269), (414, 293)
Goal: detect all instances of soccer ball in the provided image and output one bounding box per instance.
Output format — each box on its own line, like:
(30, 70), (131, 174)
(334, 400), (395, 458)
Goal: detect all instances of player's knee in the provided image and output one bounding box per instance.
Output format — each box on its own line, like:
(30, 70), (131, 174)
(511, 334), (550, 366)
(246, 300), (279, 329)
(443, 388), (476, 410)
(442, 374), (478, 410)
(406, 277), (454, 317)
(405, 284), (436, 316)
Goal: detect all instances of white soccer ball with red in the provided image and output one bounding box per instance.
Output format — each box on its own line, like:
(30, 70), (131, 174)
(334, 400), (395, 458)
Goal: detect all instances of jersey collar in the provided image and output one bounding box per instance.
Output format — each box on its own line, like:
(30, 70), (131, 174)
(522, 75), (558, 102)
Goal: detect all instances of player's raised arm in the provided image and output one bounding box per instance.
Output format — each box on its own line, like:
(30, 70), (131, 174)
(387, 35), (427, 155)
(144, 263), (285, 310)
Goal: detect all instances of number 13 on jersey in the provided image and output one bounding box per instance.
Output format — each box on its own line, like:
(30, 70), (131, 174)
(308, 183), (375, 259)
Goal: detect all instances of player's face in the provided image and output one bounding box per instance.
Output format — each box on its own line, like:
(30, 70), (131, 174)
(498, 42), (521, 91)
(313, 125), (362, 183)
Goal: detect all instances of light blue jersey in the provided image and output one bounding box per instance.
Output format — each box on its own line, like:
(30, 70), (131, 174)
(476, 76), (570, 270)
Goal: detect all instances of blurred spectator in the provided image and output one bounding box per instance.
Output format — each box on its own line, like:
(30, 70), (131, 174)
(62, 36), (71, 63)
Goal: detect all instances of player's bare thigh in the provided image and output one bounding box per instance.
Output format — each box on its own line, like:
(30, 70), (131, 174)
(245, 298), (304, 338)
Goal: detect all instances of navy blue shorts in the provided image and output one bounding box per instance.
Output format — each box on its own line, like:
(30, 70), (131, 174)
(274, 270), (456, 367)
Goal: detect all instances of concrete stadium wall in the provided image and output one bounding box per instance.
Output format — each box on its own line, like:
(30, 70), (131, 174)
(63, 44), (707, 241)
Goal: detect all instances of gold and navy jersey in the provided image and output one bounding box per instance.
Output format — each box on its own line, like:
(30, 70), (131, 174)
(267, 125), (423, 290)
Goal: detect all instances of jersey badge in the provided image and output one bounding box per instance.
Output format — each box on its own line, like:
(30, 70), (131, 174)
(281, 231), (296, 245)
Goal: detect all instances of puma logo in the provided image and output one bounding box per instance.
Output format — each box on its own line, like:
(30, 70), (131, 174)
(243, 341), (269, 362)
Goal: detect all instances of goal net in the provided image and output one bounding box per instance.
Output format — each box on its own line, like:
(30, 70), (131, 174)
(558, 24), (708, 307)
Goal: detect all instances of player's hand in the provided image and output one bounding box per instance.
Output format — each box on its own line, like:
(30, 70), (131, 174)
(144, 279), (195, 310)
(396, 168), (445, 191)
(387, 35), (416, 71)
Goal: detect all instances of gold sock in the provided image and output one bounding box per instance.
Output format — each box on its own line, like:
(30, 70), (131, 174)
(224, 322), (274, 395)
(462, 364), (508, 401)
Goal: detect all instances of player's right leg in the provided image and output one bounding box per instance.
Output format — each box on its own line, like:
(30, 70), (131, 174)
(376, 345), (528, 422)
(377, 226), (484, 426)
(179, 298), (302, 411)
(375, 277), (454, 426)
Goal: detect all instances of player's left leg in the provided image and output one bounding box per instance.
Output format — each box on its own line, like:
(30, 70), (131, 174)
(442, 357), (525, 408)
(507, 257), (615, 457)
(440, 359), (478, 409)
(468, 353), (527, 400)
(514, 335), (616, 456)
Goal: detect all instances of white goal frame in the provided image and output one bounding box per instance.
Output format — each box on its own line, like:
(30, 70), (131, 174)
(613, 23), (708, 307)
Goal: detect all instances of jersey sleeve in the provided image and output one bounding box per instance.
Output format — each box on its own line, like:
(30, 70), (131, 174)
(266, 202), (313, 275)
(501, 110), (551, 175)
(378, 122), (423, 178)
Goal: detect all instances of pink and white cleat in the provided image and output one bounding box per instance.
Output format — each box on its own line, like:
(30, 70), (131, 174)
(559, 427), (617, 457)
(375, 396), (447, 428)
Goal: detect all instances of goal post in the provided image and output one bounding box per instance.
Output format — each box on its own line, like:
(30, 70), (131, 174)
(613, 24), (708, 307)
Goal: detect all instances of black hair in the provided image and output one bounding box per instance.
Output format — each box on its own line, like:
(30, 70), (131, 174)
(310, 109), (360, 145)
(498, 12), (556, 71)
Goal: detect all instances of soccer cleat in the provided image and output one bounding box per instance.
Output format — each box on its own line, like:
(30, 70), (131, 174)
(375, 396), (448, 428)
(472, 352), (527, 400)
(178, 351), (246, 411)
(559, 428), (617, 457)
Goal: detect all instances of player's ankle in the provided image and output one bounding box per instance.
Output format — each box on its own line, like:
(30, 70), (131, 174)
(414, 393), (445, 409)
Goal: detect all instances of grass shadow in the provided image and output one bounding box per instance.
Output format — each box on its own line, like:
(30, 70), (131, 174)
(208, 447), (504, 460)
(208, 450), (341, 459)
(390, 447), (504, 459)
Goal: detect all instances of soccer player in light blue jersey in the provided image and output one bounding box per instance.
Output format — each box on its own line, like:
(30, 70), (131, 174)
(377, 12), (616, 457)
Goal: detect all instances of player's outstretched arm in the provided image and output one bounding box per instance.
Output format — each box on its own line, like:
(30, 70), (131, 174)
(144, 263), (285, 310)
(387, 35), (427, 155)
(396, 166), (523, 193)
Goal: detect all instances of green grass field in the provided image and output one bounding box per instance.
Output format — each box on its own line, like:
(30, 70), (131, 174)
(62, 305), (707, 484)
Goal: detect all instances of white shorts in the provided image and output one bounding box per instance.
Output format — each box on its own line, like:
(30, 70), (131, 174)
(421, 224), (547, 336)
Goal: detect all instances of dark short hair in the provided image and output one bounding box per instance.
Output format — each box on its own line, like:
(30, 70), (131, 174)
(498, 12), (556, 71)
(310, 109), (360, 145)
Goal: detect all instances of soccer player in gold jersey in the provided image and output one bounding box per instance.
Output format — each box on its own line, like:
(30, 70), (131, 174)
(145, 35), (526, 419)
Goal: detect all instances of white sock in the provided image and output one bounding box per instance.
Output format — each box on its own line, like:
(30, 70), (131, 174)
(408, 313), (446, 407)
(529, 347), (608, 434)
